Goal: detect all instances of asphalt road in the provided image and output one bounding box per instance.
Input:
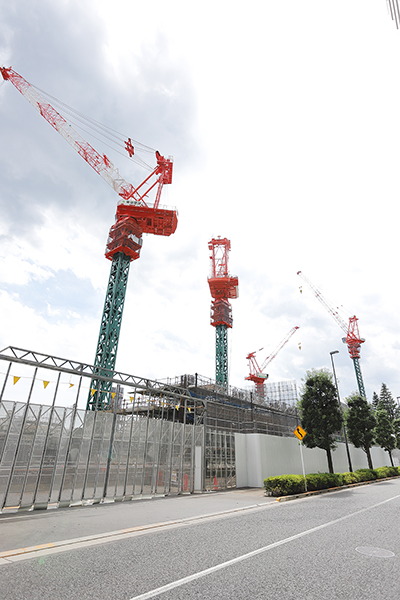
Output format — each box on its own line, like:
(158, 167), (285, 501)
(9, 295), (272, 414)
(1, 482), (399, 600)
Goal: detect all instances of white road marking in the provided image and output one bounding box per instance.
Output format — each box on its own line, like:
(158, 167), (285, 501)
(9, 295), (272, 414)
(129, 492), (400, 600)
(0, 502), (272, 564)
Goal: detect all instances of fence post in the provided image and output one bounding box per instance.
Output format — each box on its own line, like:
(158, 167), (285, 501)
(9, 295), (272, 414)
(1, 367), (38, 510)
(31, 372), (61, 508)
(57, 376), (83, 505)
(103, 386), (119, 500)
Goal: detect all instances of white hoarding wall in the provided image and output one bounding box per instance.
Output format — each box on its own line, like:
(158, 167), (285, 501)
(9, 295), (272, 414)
(235, 433), (397, 488)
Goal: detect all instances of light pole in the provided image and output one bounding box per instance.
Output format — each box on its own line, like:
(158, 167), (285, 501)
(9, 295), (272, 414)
(330, 350), (353, 472)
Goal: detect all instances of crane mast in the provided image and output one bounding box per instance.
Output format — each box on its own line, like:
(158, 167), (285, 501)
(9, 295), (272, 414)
(246, 326), (299, 399)
(207, 238), (238, 387)
(1, 67), (177, 410)
(297, 271), (366, 398)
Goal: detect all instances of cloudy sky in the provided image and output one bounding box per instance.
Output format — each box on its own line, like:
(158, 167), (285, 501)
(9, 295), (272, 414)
(0, 0), (399, 407)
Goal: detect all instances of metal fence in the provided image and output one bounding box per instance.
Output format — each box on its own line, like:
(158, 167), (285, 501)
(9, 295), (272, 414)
(0, 399), (237, 513)
(0, 347), (300, 512)
(0, 348), (236, 513)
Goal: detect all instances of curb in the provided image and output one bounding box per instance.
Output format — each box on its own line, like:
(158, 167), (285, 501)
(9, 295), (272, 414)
(274, 475), (400, 502)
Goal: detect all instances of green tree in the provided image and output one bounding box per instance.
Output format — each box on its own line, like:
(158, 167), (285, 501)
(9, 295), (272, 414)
(394, 417), (400, 449)
(378, 383), (399, 420)
(375, 404), (396, 467)
(345, 394), (376, 469)
(298, 369), (343, 474)
(372, 391), (379, 410)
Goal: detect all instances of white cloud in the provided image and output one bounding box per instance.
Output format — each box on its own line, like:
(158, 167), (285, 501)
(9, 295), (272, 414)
(1, 0), (400, 407)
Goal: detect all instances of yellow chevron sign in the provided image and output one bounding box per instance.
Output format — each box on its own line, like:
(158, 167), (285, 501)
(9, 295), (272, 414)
(293, 426), (307, 441)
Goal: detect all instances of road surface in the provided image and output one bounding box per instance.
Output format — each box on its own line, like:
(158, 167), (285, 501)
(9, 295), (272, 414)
(0, 482), (399, 599)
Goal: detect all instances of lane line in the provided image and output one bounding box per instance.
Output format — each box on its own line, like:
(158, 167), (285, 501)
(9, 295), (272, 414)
(0, 502), (272, 563)
(128, 491), (400, 600)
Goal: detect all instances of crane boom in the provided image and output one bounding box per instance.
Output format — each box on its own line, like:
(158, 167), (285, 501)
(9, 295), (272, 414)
(245, 326), (299, 399)
(1, 66), (178, 410)
(297, 270), (366, 398)
(0, 67), (176, 236)
(297, 271), (347, 334)
(260, 326), (300, 372)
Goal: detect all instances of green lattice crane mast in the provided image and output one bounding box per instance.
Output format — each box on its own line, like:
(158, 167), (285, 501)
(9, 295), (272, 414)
(245, 326), (299, 401)
(207, 238), (239, 387)
(0, 67), (177, 410)
(297, 271), (366, 398)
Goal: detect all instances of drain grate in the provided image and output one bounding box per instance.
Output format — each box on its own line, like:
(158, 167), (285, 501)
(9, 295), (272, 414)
(356, 546), (395, 558)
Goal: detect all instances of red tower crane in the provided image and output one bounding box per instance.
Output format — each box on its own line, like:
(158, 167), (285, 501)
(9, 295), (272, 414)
(1, 67), (177, 409)
(207, 238), (239, 386)
(245, 326), (299, 399)
(297, 271), (366, 398)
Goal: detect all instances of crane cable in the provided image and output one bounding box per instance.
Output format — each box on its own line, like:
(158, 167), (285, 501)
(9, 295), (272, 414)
(31, 83), (156, 172)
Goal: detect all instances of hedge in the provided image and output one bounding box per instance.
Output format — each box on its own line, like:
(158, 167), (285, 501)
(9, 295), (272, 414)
(264, 466), (400, 496)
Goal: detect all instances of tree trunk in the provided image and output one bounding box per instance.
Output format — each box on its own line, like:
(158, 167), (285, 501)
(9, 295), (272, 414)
(365, 447), (373, 470)
(326, 447), (334, 473)
(388, 450), (394, 467)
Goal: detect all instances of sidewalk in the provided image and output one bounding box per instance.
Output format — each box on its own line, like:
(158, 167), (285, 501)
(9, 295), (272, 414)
(0, 488), (273, 555)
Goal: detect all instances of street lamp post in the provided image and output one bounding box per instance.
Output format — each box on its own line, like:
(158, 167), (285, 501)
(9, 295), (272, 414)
(330, 350), (353, 472)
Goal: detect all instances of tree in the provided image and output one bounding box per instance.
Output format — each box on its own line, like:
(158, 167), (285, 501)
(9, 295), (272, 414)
(375, 404), (396, 467)
(345, 394), (376, 469)
(298, 369), (343, 474)
(378, 383), (399, 420)
(372, 391), (379, 410)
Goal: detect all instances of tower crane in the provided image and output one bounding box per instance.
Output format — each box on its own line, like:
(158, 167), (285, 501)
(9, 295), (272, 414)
(297, 271), (366, 398)
(207, 237), (239, 387)
(245, 326), (299, 399)
(1, 67), (177, 410)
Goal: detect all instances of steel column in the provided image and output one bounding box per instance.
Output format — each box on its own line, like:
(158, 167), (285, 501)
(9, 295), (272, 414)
(88, 252), (131, 410)
(215, 324), (228, 386)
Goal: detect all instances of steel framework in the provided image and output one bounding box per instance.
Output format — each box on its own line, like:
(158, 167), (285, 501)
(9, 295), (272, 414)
(208, 238), (239, 387)
(89, 253), (131, 410)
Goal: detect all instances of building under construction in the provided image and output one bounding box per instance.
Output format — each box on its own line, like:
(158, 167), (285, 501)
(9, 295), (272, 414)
(121, 372), (299, 437)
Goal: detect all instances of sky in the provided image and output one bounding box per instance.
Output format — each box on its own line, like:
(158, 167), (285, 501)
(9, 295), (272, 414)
(0, 0), (400, 408)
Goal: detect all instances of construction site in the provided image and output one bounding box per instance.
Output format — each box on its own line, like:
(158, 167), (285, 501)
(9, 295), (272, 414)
(0, 67), (370, 512)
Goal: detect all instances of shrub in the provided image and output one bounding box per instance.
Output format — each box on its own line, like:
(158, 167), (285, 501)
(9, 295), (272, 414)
(264, 474), (306, 496)
(325, 472), (343, 488)
(305, 472), (326, 491)
(263, 466), (399, 496)
(355, 468), (377, 482)
(342, 471), (361, 485)
(374, 466), (399, 479)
